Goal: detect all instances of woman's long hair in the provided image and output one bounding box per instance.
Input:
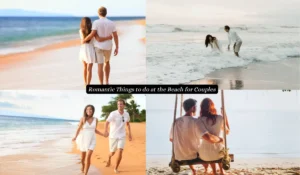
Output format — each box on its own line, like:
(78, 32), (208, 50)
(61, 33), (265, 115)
(200, 98), (218, 125)
(83, 104), (95, 124)
(80, 17), (92, 43)
(205, 34), (216, 48)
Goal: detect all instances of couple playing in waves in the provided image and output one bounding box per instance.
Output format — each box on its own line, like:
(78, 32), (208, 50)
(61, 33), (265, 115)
(170, 98), (230, 175)
(72, 99), (132, 174)
(205, 25), (242, 57)
(79, 6), (119, 86)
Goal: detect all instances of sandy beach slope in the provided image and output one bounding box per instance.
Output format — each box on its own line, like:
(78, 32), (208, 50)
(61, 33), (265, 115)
(0, 20), (145, 89)
(147, 156), (300, 175)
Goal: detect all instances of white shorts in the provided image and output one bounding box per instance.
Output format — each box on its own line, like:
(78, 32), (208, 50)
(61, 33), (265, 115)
(95, 48), (112, 64)
(109, 138), (126, 152)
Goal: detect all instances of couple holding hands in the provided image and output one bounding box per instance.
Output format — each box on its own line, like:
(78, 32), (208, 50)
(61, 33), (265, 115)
(72, 99), (132, 174)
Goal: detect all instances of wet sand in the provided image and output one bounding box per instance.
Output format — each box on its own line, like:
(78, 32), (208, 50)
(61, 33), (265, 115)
(188, 58), (300, 89)
(0, 122), (146, 175)
(0, 20), (146, 89)
(0, 139), (101, 175)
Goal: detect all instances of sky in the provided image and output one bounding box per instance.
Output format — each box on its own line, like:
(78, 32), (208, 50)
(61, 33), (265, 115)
(0, 0), (145, 16)
(0, 91), (146, 120)
(147, 90), (300, 112)
(147, 0), (300, 25)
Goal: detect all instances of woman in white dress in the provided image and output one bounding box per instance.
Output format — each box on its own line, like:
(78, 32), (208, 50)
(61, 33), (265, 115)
(198, 98), (229, 175)
(72, 105), (105, 175)
(205, 34), (223, 54)
(79, 17), (112, 86)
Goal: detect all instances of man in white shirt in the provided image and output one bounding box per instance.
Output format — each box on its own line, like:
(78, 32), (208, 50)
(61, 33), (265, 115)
(104, 99), (132, 174)
(224, 25), (242, 57)
(169, 98), (224, 175)
(83, 6), (119, 85)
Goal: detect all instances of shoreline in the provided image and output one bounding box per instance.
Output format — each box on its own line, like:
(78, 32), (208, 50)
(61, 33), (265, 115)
(187, 57), (300, 89)
(0, 19), (145, 58)
(0, 122), (146, 175)
(0, 138), (101, 175)
(0, 19), (146, 89)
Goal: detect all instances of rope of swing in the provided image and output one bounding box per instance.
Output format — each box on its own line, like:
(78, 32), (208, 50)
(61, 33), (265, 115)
(171, 94), (178, 163)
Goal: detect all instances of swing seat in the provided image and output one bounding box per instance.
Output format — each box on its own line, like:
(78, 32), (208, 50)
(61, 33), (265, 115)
(169, 154), (234, 173)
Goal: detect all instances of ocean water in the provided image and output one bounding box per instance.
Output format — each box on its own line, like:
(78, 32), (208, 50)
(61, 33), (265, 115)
(0, 16), (144, 55)
(147, 24), (300, 84)
(146, 109), (300, 161)
(0, 115), (78, 156)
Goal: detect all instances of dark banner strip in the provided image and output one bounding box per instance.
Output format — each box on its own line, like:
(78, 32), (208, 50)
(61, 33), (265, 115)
(86, 85), (218, 94)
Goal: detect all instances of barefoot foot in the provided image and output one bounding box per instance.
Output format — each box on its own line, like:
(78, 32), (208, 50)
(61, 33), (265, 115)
(114, 169), (119, 174)
(105, 160), (111, 167)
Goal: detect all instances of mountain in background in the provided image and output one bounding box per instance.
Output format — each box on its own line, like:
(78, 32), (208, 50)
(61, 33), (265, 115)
(0, 9), (73, 17)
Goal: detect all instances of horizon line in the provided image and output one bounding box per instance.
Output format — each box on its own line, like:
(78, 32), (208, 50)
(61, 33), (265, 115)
(0, 114), (79, 121)
(0, 15), (146, 18)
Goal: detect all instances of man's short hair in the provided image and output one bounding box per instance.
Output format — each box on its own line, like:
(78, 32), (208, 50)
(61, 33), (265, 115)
(183, 98), (197, 112)
(98, 6), (107, 17)
(224, 25), (230, 30)
(117, 99), (126, 105)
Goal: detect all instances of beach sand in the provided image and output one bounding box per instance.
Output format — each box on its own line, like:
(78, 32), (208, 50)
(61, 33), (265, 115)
(188, 58), (300, 89)
(0, 139), (101, 175)
(72, 122), (146, 175)
(0, 122), (145, 175)
(147, 156), (300, 175)
(0, 19), (145, 89)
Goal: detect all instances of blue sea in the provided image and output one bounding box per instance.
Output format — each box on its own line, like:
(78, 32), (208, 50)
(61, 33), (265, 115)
(0, 115), (79, 156)
(0, 16), (145, 55)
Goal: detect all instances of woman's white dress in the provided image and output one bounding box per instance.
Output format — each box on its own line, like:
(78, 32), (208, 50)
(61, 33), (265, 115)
(76, 117), (96, 152)
(198, 115), (225, 161)
(79, 29), (97, 63)
(211, 39), (223, 53)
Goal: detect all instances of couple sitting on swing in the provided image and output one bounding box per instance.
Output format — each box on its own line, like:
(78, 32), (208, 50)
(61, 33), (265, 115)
(170, 98), (230, 175)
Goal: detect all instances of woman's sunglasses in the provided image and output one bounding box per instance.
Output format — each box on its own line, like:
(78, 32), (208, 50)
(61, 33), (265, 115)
(122, 116), (124, 122)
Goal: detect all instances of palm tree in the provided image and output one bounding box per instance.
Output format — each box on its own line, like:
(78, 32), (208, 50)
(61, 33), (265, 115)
(101, 94), (133, 120)
(126, 100), (140, 122)
(100, 94), (146, 122)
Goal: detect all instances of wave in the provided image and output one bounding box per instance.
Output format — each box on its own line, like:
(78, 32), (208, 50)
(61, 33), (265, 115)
(147, 24), (300, 34)
(280, 26), (300, 28)
(147, 39), (300, 84)
(69, 122), (79, 126)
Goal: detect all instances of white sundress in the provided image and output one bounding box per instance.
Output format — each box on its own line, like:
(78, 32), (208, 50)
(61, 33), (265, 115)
(79, 29), (97, 64)
(76, 117), (97, 152)
(211, 39), (223, 54)
(198, 115), (225, 161)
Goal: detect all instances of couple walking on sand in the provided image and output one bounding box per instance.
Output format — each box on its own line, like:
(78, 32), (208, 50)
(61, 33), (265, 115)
(170, 98), (230, 175)
(205, 25), (242, 57)
(79, 6), (119, 86)
(72, 99), (132, 174)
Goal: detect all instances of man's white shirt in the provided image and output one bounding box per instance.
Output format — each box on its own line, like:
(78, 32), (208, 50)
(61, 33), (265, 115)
(92, 17), (116, 50)
(107, 110), (130, 139)
(228, 30), (242, 45)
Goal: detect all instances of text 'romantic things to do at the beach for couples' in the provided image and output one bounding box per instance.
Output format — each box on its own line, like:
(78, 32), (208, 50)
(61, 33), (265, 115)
(86, 85), (219, 94)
